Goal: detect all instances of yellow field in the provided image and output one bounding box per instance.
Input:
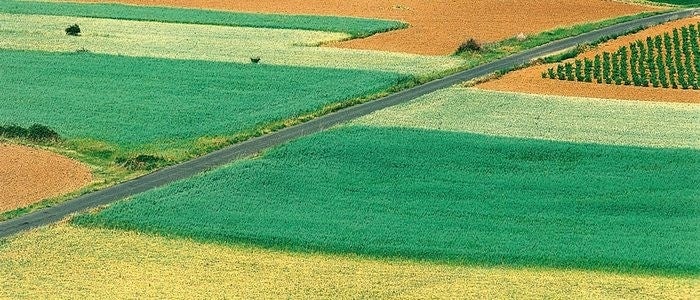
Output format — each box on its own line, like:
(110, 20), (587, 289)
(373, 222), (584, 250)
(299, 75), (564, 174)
(0, 13), (464, 75)
(0, 225), (696, 299)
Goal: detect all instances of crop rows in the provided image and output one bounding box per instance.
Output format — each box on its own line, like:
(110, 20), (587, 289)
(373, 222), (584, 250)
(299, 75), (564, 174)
(543, 23), (700, 89)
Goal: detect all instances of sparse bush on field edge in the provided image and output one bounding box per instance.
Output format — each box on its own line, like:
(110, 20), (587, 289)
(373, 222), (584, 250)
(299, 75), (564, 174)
(0, 123), (60, 143)
(115, 154), (168, 171)
(456, 38), (482, 54)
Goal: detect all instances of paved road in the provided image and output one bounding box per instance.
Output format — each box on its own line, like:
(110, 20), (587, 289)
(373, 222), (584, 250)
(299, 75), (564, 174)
(1, 8), (697, 239)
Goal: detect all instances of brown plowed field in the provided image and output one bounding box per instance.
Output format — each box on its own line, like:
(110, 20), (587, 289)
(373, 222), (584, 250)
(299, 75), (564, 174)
(479, 17), (700, 104)
(0, 144), (92, 213)
(66, 0), (660, 55)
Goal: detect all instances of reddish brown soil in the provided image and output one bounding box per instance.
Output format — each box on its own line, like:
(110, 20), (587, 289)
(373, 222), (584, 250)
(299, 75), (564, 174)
(66, 0), (660, 55)
(479, 17), (700, 103)
(0, 144), (92, 213)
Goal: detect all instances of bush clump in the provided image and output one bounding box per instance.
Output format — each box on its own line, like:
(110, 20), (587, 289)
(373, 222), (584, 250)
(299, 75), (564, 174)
(116, 154), (168, 171)
(0, 123), (60, 142)
(456, 38), (482, 53)
(65, 24), (81, 36)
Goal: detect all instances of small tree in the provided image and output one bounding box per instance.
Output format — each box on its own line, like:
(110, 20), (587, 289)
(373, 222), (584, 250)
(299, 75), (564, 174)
(65, 24), (81, 36)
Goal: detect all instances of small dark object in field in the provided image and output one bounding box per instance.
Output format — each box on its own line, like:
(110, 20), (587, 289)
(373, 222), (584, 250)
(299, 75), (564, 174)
(76, 47), (90, 53)
(457, 38), (481, 53)
(250, 57), (261, 64)
(65, 24), (81, 36)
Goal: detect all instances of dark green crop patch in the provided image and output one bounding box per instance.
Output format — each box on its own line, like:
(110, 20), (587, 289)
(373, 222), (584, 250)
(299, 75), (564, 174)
(75, 126), (700, 276)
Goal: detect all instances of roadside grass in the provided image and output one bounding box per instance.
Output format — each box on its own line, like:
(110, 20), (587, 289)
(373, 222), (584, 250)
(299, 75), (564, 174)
(0, 13), (461, 75)
(0, 0), (404, 37)
(1, 225), (697, 299)
(356, 88), (700, 149)
(74, 126), (700, 276)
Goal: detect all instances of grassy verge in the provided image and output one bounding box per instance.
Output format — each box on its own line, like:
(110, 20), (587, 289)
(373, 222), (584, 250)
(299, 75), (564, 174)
(74, 126), (700, 276)
(0, 0), (404, 37)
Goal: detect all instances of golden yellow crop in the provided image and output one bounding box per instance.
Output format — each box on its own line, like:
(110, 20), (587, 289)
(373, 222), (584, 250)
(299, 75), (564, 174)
(1, 225), (696, 299)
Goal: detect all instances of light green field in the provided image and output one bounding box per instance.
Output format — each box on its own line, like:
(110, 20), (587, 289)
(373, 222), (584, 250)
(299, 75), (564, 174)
(0, 13), (463, 75)
(357, 88), (700, 149)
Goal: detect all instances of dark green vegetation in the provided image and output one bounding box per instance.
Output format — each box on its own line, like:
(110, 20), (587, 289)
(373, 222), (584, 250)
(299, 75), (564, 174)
(0, 0), (404, 37)
(0, 124), (59, 143)
(544, 22), (700, 89)
(75, 126), (700, 276)
(0, 49), (405, 151)
(648, 0), (700, 6)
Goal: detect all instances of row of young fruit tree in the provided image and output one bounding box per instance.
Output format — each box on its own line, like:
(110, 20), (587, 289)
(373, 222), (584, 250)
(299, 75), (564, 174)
(543, 23), (700, 90)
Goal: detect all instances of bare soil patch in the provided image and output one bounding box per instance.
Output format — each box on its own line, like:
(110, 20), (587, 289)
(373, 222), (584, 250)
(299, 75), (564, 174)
(0, 144), (92, 213)
(479, 17), (700, 103)
(65, 0), (660, 55)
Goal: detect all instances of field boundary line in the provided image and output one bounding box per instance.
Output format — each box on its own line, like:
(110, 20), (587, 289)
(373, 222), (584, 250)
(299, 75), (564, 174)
(1, 8), (697, 239)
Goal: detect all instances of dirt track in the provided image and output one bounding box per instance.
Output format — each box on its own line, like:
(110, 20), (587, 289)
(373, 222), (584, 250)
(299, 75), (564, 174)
(66, 0), (660, 55)
(479, 17), (700, 103)
(0, 144), (92, 213)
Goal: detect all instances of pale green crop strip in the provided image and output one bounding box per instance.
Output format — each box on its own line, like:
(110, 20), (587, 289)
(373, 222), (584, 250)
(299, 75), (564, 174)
(0, 13), (463, 76)
(357, 87), (700, 149)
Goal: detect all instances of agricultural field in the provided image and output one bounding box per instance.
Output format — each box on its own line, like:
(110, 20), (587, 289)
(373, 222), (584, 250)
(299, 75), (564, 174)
(358, 88), (700, 149)
(1, 225), (697, 299)
(0, 144), (92, 213)
(480, 17), (700, 103)
(61, 0), (662, 55)
(0, 50), (405, 151)
(74, 124), (700, 275)
(1, 0), (698, 298)
(0, 12), (461, 75)
(542, 22), (700, 90)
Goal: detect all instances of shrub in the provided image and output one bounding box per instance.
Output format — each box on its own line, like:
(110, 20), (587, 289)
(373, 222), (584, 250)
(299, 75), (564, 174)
(456, 38), (481, 53)
(65, 24), (81, 36)
(27, 124), (60, 142)
(116, 154), (168, 171)
(0, 124), (28, 138)
(0, 123), (60, 142)
(565, 62), (574, 81)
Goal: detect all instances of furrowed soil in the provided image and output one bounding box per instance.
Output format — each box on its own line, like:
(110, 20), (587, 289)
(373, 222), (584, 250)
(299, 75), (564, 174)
(63, 0), (661, 55)
(478, 17), (700, 103)
(0, 144), (92, 213)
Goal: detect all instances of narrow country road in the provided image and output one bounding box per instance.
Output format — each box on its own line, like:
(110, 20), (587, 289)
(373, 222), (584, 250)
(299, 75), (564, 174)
(1, 8), (697, 239)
